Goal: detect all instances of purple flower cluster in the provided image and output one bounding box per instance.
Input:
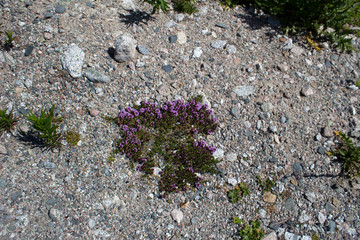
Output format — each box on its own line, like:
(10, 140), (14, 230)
(115, 99), (219, 196)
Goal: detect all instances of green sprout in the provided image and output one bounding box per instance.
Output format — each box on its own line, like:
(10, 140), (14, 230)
(25, 105), (63, 149)
(256, 175), (276, 192)
(233, 217), (264, 240)
(0, 108), (18, 133)
(65, 130), (80, 146)
(328, 130), (360, 178)
(228, 182), (250, 203)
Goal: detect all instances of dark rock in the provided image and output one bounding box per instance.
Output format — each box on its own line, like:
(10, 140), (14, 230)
(317, 146), (326, 155)
(169, 35), (177, 43)
(162, 65), (173, 73)
(215, 22), (228, 29)
(268, 222), (281, 230)
(55, 5), (66, 13)
(43, 11), (54, 19)
(293, 162), (302, 175)
(24, 45), (34, 56)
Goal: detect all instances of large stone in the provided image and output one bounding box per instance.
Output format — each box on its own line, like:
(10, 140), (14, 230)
(171, 209), (183, 225)
(176, 31), (187, 44)
(263, 192), (277, 203)
(114, 34), (136, 63)
(85, 69), (111, 83)
(120, 0), (136, 10)
(62, 43), (85, 78)
(233, 86), (254, 97)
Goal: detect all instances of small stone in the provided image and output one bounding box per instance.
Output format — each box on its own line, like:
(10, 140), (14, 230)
(0, 144), (7, 155)
(262, 231), (277, 240)
(285, 232), (300, 240)
(102, 195), (120, 208)
(227, 177), (237, 186)
(263, 192), (277, 203)
(328, 220), (336, 233)
(215, 22), (228, 29)
(191, 217), (198, 225)
(44, 162), (56, 169)
(48, 208), (61, 222)
(136, 45), (150, 55)
(293, 162), (302, 175)
(332, 197), (341, 207)
(280, 116), (287, 124)
(233, 86), (254, 97)
(114, 34), (136, 63)
(174, 14), (184, 22)
(170, 209), (183, 225)
(304, 192), (316, 203)
(317, 146), (326, 155)
(213, 148), (224, 159)
(315, 133), (322, 141)
(62, 43), (85, 78)
(226, 45), (237, 54)
(211, 40), (227, 49)
(269, 126), (277, 133)
(230, 107), (239, 118)
(291, 46), (304, 56)
(192, 47), (203, 58)
(88, 218), (96, 228)
(301, 85), (315, 96)
(162, 65), (173, 73)
(24, 45), (34, 56)
(0, 178), (8, 188)
(85, 69), (111, 83)
(44, 32), (52, 40)
(169, 35), (177, 43)
(299, 211), (311, 223)
(283, 198), (297, 211)
(318, 212), (326, 225)
(89, 109), (100, 117)
(55, 5), (66, 13)
(268, 222), (281, 230)
(153, 167), (162, 176)
(321, 127), (333, 138)
(261, 102), (274, 112)
(120, 0), (136, 11)
(176, 31), (187, 44)
(225, 153), (238, 162)
(44, 11), (54, 19)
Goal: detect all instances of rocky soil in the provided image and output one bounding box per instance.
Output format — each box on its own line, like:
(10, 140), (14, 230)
(0, 0), (360, 239)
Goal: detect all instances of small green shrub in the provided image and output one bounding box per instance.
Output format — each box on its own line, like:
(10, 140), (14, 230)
(0, 108), (18, 133)
(25, 105), (63, 148)
(228, 182), (250, 203)
(142, 0), (170, 14)
(113, 99), (218, 197)
(4, 31), (16, 49)
(256, 175), (276, 192)
(233, 217), (264, 240)
(65, 130), (80, 146)
(328, 130), (360, 178)
(219, 0), (360, 51)
(142, 0), (198, 14)
(312, 233), (320, 240)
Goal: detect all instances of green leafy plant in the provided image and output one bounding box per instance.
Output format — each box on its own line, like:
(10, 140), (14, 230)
(173, 0), (198, 14)
(25, 105), (63, 149)
(355, 79), (360, 89)
(4, 31), (16, 49)
(142, 0), (170, 14)
(0, 108), (18, 133)
(256, 175), (276, 192)
(113, 99), (218, 197)
(328, 130), (360, 178)
(218, 0), (360, 51)
(228, 182), (250, 203)
(312, 233), (320, 240)
(233, 217), (264, 240)
(65, 130), (80, 146)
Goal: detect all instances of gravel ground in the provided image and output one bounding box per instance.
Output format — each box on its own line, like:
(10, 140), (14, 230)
(1, 0), (360, 239)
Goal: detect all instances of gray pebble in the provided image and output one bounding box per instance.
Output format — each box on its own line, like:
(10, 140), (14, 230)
(43, 11), (54, 19)
(315, 133), (322, 141)
(230, 107), (239, 118)
(0, 178), (8, 188)
(55, 5), (66, 13)
(293, 162), (302, 175)
(48, 208), (61, 222)
(215, 22), (228, 29)
(85, 69), (111, 83)
(162, 65), (173, 73)
(169, 35), (177, 43)
(211, 40), (227, 49)
(280, 116), (287, 124)
(328, 220), (336, 233)
(44, 162), (56, 169)
(268, 126), (277, 133)
(233, 86), (254, 97)
(321, 126), (333, 138)
(24, 45), (34, 56)
(317, 146), (326, 155)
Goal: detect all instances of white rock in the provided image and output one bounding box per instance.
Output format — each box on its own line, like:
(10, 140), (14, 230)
(120, 0), (136, 10)
(153, 167), (162, 176)
(192, 47), (203, 58)
(88, 218), (96, 228)
(291, 46), (304, 56)
(284, 232), (300, 240)
(318, 212), (326, 225)
(94, 229), (110, 238)
(0, 144), (7, 155)
(299, 211), (311, 223)
(174, 14), (184, 22)
(48, 208), (62, 222)
(176, 31), (187, 44)
(301, 85), (315, 96)
(114, 34), (136, 63)
(62, 43), (85, 78)
(213, 148), (224, 159)
(227, 177), (237, 186)
(211, 40), (227, 49)
(170, 209), (183, 225)
(301, 236), (312, 240)
(233, 86), (254, 97)
(226, 44), (237, 54)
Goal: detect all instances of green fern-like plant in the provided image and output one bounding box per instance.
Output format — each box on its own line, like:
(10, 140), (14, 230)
(328, 130), (360, 178)
(0, 108), (18, 133)
(233, 217), (264, 240)
(228, 182), (250, 203)
(25, 105), (63, 148)
(142, 0), (170, 14)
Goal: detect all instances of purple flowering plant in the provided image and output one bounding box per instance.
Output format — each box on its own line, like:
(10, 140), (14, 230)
(113, 98), (219, 196)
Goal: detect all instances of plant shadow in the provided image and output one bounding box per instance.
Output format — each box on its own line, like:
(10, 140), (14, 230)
(17, 130), (47, 149)
(118, 9), (154, 27)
